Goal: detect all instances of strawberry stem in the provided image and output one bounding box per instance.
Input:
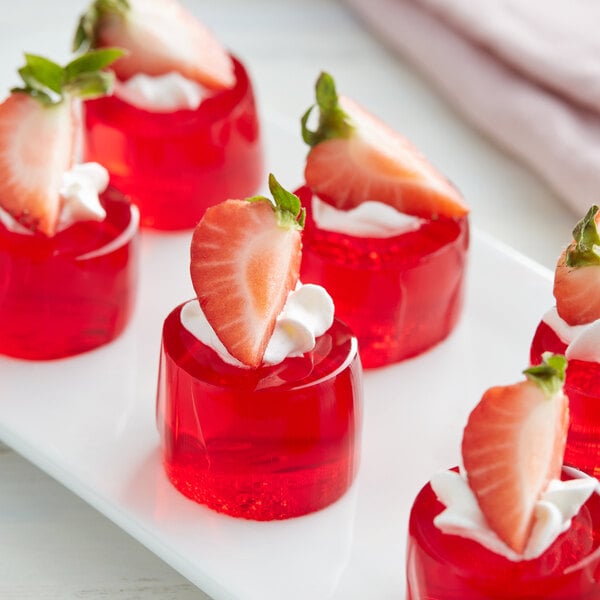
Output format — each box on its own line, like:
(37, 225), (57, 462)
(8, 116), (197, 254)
(565, 205), (600, 267)
(523, 353), (567, 398)
(74, 0), (130, 52)
(248, 174), (305, 230)
(301, 72), (354, 147)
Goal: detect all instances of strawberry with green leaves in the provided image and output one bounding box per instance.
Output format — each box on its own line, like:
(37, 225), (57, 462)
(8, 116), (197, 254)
(74, 0), (235, 90)
(190, 174), (305, 368)
(553, 205), (600, 326)
(301, 72), (468, 220)
(0, 49), (122, 236)
(462, 354), (569, 554)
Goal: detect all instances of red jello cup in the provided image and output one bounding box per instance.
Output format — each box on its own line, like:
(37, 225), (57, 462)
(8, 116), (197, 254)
(563, 360), (600, 478)
(82, 57), (263, 230)
(407, 466), (600, 599)
(296, 186), (469, 369)
(0, 187), (139, 360)
(530, 319), (568, 365)
(156, 302), (363, 520)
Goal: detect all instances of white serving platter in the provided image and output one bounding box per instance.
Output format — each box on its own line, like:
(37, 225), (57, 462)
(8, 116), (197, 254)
(0, 119), (554, 600)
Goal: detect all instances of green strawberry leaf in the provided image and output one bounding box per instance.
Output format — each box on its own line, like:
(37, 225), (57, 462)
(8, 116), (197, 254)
(566, 205), (600, 267)
(247, 174), (305, 230)
(301, 72), (354, 148)
(73, 0), (130, 51)
(21, 54), (64, 95)
(524, 353), (567, 398)
(64, 71), (116, 100)
(64, 48), (125, 83)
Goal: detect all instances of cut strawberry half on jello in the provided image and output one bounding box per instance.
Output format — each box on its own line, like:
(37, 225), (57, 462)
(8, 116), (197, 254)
(301, 72), (468, 219)
(0, 49), (123, 236)
(74, 0), (235, 90)
(553, 205), (600, 326)
(190, 174), (306, 368)
(462, 354), (569, 554)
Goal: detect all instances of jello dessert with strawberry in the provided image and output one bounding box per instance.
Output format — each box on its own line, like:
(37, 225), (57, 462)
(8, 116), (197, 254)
(296, 73), (470, 369)
(407, 354), (600, 599)
(156, 175), (363, 520)
(0, 51), (139, 360)
(74, 0), (263, 230)
(531, 205), (600, 477)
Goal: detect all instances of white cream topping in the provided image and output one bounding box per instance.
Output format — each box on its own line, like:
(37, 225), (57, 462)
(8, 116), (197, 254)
(542, 306), (589, 345)
(114, 72), (207, 112)
(0, 162), (108, 235)
(311, 195), (424, 239)
(567, 318), (600, 363)
(181, 283), (335, 367)
(431, 468), (598, 561)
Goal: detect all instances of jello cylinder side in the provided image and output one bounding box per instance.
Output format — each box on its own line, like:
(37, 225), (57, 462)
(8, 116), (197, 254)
(156, 305), (363, 520)
(82, 57), (263, 230)
(298, 186), (469, 368)
(0, 188), (139, 360)
(407, 466), (600, 600)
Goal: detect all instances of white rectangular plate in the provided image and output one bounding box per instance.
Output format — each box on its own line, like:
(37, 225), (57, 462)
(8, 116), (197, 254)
(0, 120), (554, 600)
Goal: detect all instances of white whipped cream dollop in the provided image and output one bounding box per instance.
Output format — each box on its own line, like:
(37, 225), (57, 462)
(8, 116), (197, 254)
(115, 72), (207, 112)
(542, 307), (589, 346)
(0, 162), (109, 235)
(312, 195), (424, 239)
(567, 318), (600, 363)
(181, 283), (335, 367)
(431, 468), (598, 561)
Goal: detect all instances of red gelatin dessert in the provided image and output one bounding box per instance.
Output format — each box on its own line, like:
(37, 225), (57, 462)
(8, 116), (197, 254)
(297, 73), (470, 368)
(407, 355), (600, 599)
(0, 51), (139, 360)
(76, 0), (263, 230)
(156, 175), (363, 519)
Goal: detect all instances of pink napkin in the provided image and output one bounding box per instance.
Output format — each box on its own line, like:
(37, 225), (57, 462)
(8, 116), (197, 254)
(343, 0), (600, 216)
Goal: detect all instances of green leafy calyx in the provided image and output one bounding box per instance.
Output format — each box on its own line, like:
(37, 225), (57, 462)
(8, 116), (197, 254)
(73, 0), (130, 52)
(523, 353), (567, 398)
(11, 49), (124, 106)
(248, 174), (305, 230)
(565, 205), (600, 267)
(301, 72), (354, 148)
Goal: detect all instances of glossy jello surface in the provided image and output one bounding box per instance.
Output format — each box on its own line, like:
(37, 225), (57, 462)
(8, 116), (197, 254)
(83, 57), (263, 230)
(530, 319), (568, 365)
(407, 467), (600, 600)
(0, 188), (138, 360)
(156, 303), (363, 520)
(296, 186), (469, 368)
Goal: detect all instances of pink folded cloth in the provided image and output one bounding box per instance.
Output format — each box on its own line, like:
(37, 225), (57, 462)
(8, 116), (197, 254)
(343, 0), (600, 216)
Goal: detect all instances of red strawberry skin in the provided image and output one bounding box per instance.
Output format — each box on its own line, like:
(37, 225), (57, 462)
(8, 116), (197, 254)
(0, 93), (73, 236)
(554, 248), (600, 325)
(304, 96), (468, 220)
(190, 199), (302, 368)
(95, 0), (235, 90)
(462, 380), (569, 554)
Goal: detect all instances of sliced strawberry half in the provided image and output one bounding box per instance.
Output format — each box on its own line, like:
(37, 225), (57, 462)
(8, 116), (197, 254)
(301, 72), (468, 220)
(462, 354), (569, 554)
(190, 175), (305, 367)
(0, 94), (73, 236)
(75, 0), (235, 90)
(554, 205), (600, 325)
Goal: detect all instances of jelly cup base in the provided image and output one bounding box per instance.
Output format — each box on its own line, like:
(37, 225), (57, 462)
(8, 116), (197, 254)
(156, 304), (363, 520)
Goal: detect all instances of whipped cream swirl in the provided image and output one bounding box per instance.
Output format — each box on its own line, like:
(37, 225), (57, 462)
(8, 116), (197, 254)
(181, 283), (335, 367)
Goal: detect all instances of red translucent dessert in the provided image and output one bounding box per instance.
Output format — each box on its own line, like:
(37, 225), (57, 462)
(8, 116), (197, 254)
(297, 186), (469, 368)
(298, 73), (469, 368)
(0, 51), (139, 360)
(0, 187), (138, 360)
(406, 355), (600, 599)
(407, 466), (600, 600)
(76, 0), (263, 230)
(157, 304), (361, 520)
(156, 176), (363, 519)
(530, 319), (568, 365)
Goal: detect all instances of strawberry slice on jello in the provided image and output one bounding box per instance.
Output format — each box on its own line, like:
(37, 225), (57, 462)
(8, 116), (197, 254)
(74, 0), (235, 90)
(301, 72), (468, 219)
(0, 49), (122, 236)
(553, 205), (600, 326)
(190, 174), (305, 368)
(462, 354), (569, 554)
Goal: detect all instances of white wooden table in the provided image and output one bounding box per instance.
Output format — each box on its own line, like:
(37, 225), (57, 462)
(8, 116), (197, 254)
(0, 0), (576, 598)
